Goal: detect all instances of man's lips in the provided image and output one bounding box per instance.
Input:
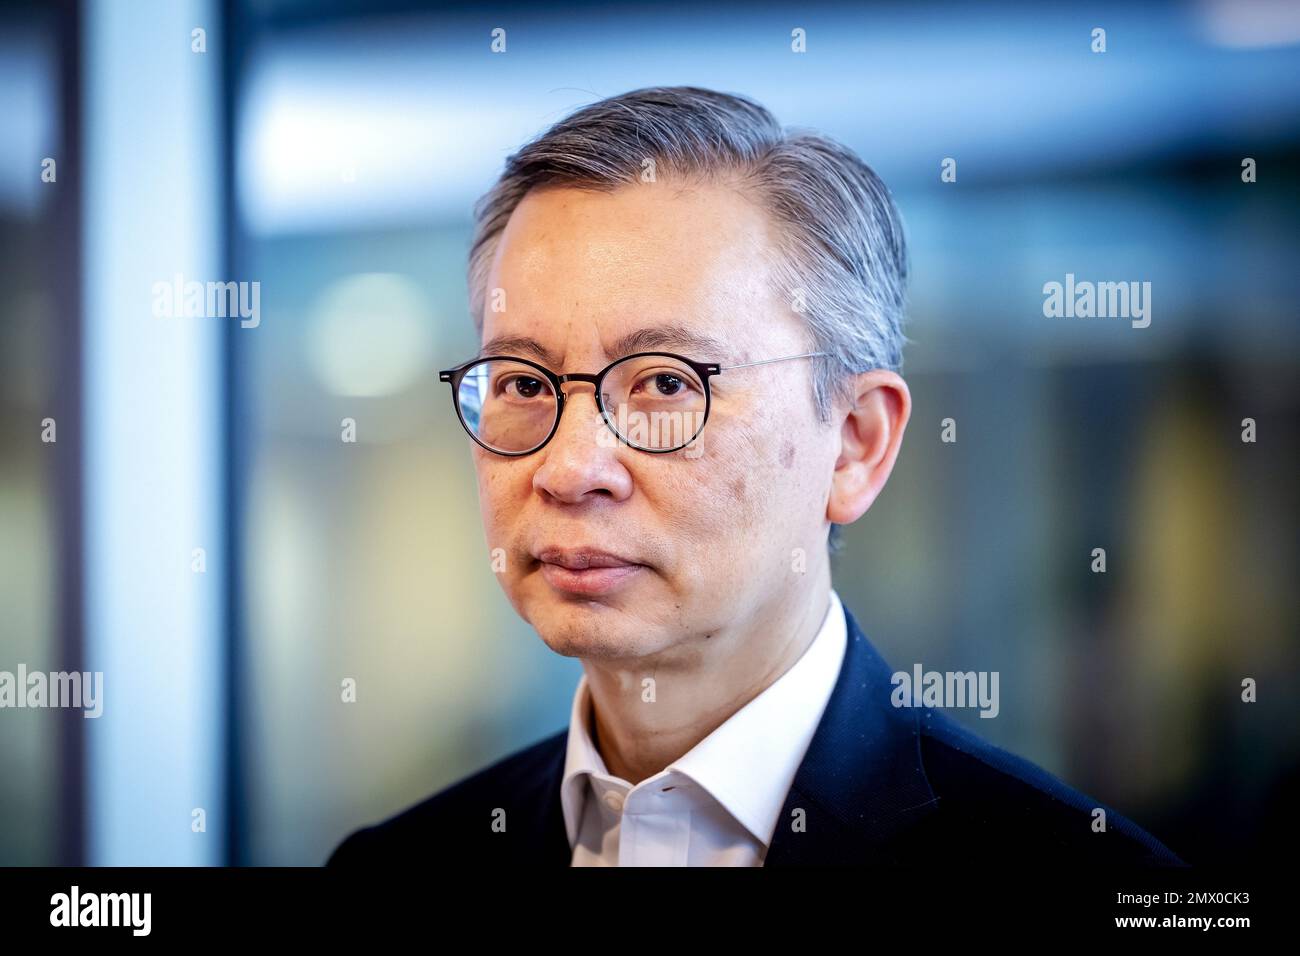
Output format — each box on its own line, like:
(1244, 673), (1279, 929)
(535, 547), (642, 570)
(535, 548), (646, 596)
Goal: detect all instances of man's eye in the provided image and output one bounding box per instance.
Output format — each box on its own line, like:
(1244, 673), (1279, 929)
(501, 375), (548, 399)
(634, 372), (688, 397)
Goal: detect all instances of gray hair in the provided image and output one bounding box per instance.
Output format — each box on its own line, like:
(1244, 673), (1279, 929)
(467, 86), (910, 555)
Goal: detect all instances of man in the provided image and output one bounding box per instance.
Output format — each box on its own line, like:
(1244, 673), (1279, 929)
(327, 86), (1181, 867)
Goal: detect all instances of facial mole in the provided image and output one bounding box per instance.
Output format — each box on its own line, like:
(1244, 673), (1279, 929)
(780, 441), (796, 469)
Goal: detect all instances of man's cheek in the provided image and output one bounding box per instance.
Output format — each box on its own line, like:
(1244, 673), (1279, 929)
(477, 464), (520, 517)
(478, 478), (522, 554)
(483, 496), (518, 541)
(670, 433), (764, 539)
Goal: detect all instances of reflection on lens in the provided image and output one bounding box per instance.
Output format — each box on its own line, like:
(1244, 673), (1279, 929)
(601, 355), (707, 451)
(457, 359), (557, 453)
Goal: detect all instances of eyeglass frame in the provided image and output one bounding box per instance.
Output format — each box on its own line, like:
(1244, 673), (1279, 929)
(438, 349), (830, 457)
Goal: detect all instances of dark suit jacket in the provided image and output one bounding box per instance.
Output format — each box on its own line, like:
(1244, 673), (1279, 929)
(327, 602), (1184, 866)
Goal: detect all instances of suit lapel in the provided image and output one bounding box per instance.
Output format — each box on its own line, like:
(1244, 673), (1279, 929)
(526, 733), (573, 865)
(764, 603), (938, 865)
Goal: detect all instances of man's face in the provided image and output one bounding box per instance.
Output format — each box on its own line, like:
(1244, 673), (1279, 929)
(475, 179), (839, 662)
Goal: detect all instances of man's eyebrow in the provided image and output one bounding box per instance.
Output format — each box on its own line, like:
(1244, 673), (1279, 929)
(607, 326), (729, 361)
(477, 335), (560, 366)
(478, 325), (730, 368)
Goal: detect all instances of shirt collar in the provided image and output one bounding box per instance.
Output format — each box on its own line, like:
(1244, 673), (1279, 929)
(559, 589), (848, 850)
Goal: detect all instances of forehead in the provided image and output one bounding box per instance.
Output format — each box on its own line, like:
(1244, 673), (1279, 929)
(480, 180), (785, 362)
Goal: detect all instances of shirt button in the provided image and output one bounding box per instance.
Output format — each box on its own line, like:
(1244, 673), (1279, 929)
(602, 790), (625, 812)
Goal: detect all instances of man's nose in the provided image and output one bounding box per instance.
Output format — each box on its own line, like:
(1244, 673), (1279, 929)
(531, 382), (633, 504)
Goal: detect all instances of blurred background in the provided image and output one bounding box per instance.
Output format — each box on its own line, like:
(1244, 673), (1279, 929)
(1, 0), (1297, 866)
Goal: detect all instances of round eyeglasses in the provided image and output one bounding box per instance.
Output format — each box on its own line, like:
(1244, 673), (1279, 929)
(438, 350), (828, 456)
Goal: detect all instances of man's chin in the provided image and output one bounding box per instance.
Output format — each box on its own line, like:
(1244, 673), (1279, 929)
(526, 601), (665, 662)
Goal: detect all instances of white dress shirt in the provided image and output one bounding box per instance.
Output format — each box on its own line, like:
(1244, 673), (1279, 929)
(559, 589), (847, 866)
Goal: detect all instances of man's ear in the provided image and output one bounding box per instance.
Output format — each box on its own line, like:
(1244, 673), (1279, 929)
(827, 370), (911, 527)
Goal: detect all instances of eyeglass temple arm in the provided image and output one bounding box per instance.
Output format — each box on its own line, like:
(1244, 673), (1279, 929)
(717, 350), (829, 372)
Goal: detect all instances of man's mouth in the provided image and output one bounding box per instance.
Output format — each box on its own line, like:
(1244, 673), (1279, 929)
(535, 547), (646, 596)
